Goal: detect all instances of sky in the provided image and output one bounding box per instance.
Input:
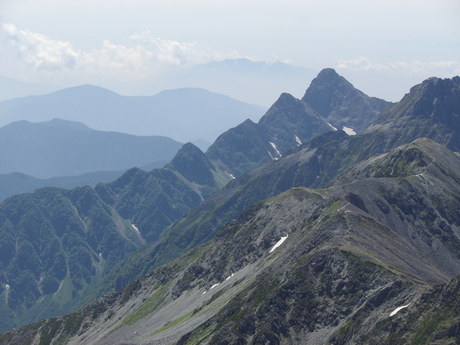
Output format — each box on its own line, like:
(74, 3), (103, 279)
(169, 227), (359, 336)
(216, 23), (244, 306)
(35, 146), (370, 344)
(0, 0), (459, 105)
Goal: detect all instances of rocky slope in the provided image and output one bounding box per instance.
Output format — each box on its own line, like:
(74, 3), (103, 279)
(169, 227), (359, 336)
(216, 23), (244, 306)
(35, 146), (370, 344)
(0, 73), (457, 338)
(364, 76), (460, 152)
(206, 93), (330, 177)
(206, 68), (390, 177)
(302, 68), (391, 132)
(2, 137), (459, 344)
(80, 75), (460, 311)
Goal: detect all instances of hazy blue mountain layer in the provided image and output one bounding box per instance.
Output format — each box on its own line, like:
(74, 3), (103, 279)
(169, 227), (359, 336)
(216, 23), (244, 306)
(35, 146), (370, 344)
(0, 118), (181, 178)
(0, 86), (266, 142)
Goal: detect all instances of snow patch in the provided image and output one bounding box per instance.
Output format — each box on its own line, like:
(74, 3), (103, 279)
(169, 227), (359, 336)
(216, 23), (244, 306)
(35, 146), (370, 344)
(390, 304), (410, 317)
(328, 123), (338, 131)
(267, 150), (275, 160)
(269, 235), (289, 253)
(269, 142), (282, 157)
(226, 273), (235, 281)
(228, 173), (236, 179)
(210, 283), (219, 290)
(5, 284), (9, 290)
(342, 126), (356, 136)
(294, 135), (302, 145)
(131, 224), (141, 235)
(202, 291), (206, 295)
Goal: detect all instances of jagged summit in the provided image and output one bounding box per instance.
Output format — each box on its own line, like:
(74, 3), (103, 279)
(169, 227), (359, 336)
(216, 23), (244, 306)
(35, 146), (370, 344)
(310, 67), (343, 82)
(370, 75), (460, 151)
(206, 91), (330, 176)
(302, 68), (391, 131)
(377, 76), (460, 120)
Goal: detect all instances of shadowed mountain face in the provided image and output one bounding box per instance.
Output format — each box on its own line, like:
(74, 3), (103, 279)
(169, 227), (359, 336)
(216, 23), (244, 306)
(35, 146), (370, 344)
(0, 72), (459, 341)
(367, 76), (460, 152)
(206, 92), (331, 176)
(75, 75), (460, 318)
(0, 143), (226, 331)
(206, 68), (391, 177)
(0, 118), (182, 178)
(302, 68), (391, 132)
(2, 137), (458, 345)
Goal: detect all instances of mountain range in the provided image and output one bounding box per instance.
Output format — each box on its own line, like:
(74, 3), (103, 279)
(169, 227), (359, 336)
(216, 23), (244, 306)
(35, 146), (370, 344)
(0, 86), (266, 143)
(0, 118), (182, 178)
(0, 69), (459, 344)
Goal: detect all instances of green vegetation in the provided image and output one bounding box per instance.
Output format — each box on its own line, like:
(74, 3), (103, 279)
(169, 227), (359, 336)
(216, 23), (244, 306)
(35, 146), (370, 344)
(150, 311), (193, 336)
(184, 324), (217, 345)
(120, 286), (167, 327)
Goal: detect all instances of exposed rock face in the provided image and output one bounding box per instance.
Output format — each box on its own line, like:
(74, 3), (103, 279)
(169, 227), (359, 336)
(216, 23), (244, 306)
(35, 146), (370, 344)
(1, 73), (459, 341)
(3, 137), (459, 345)
(206, 119), (273, 176)
(207, 93), (330, 177)
(168, 143), (217, 187)
(302, 68), (391, 131)
(367, 76), (460, 152)
(207, 68), (391, 177)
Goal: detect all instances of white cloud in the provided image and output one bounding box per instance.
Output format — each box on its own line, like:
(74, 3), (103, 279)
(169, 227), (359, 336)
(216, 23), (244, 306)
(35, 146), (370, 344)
(130, 31), (235, 65)
(1, 22), (78, 71)
(336, 56), (460, 77)
(0, 22), (240, 83)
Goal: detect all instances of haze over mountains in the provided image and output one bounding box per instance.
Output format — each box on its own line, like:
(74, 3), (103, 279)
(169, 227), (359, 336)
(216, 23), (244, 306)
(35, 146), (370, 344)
(0, 85), (266, 143)
(0, 58), (316, 106)
(0, 118), (182, 178)
(0, 69), (459, 344)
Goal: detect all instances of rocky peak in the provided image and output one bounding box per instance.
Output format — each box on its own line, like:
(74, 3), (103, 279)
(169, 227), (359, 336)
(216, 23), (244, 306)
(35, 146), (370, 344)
(258, 92), (307, 127)
(302, 68), (391, 131)
(168, 142), (215, 186)
(378, 76), (460, 120)
(372, 76), (460, 151)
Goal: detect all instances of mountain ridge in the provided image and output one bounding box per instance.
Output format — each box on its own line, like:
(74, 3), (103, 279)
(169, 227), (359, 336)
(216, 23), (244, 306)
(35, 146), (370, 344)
(0, 118), (182, 178)
(0, 85), (266, 143)
(0, 70), (459, 341)
(2, 136), (458, 344)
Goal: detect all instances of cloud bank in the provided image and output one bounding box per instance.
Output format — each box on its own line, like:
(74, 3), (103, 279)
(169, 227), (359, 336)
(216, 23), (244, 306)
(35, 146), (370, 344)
(0, 22), (458, 103)
(0, 23), (239, 83)
(337, 56), (460, 76)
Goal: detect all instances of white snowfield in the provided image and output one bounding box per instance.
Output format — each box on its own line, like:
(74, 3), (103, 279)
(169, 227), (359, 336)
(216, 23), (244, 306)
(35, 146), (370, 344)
(390, 304), (410, 316)
(210, 283), (220, 290)
(269, 142), (282, 157)
(328, 123), (338, 131)
(269, 235), (289, 253)
(342, 126), (357, 136)
(295, 135), (302, 145)
(131, 224), (141, 235)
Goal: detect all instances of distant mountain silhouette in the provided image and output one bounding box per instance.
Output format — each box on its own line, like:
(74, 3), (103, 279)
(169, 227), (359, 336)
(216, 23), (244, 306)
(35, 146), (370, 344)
(0, 85), (265, 142)
(0, 118), (182, 178)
